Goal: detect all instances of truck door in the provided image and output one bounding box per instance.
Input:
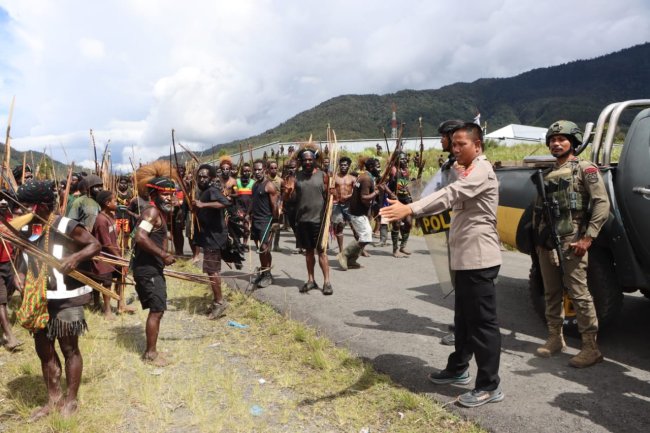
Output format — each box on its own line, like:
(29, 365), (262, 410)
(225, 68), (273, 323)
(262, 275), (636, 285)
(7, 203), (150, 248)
(615, 108), (650, 270)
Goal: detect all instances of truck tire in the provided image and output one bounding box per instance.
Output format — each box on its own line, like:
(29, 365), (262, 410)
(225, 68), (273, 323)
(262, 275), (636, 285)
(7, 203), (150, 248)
(528, 248), (623, 330)
(528, 256), (547, 323)
(587, 247), (623, 328)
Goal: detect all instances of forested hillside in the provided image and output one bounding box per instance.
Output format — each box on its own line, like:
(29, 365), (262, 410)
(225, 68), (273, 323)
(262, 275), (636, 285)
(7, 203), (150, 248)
(213, 42), (650, 154)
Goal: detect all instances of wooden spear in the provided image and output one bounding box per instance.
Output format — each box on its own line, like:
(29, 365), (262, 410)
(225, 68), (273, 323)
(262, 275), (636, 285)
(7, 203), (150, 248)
(0, 218), (120, 300)
(90, 129), (99, 175)
(60, 164), (74, 215)
(1, 96), (18, 192)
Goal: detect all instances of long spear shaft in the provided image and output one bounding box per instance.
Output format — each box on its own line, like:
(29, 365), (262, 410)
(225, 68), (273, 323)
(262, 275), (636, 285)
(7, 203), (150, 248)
(171, 130), (199, 230)
(177, 142), (200, 163)
(90, 129), (99, 175)
(0, 218), (119, 300)
(21, 154), (27, 184)
(1, 96), (18, 191)
(416, 116), (426, 180)
(60, 164), (74, 214)
(382, 127), (391, 154)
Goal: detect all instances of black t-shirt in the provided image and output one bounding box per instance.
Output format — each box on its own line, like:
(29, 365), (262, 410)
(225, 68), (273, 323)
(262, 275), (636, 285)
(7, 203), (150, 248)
(349, 172), (374, 216)
(195, 185), (231, 250)
(251, 180), (274, 223)
(295, 169), (326, 223)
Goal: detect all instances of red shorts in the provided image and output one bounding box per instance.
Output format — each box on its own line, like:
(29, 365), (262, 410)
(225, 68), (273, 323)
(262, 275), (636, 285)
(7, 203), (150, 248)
(116, 219), (130, 233)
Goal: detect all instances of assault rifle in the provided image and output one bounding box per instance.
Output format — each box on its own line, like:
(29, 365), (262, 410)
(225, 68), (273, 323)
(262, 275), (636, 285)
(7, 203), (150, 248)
(532, 169), (566, 280)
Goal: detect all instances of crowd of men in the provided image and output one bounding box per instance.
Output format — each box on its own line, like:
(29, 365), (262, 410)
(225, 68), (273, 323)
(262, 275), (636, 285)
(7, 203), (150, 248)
(0, 116), (610, 417)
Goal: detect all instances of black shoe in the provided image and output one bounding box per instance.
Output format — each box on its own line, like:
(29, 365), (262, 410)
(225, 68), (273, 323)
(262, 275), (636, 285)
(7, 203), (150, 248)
(322, 282), (333, 295)
(427, 369), (471, 385)
(441, 333), (455, 346)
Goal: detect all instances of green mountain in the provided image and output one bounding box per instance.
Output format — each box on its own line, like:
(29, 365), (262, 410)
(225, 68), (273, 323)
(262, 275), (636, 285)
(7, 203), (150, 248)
(0, 147), (70, 182)
(212, 42), (650, 154)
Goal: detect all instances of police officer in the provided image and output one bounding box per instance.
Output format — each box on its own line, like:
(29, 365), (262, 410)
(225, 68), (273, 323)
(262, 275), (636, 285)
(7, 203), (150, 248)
(381, 122), (503, 408)
(533, 120), (610, 368)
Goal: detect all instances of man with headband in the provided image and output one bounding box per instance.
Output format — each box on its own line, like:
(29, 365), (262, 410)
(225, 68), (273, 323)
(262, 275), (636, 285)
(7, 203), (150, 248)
(15, 180), (101, 420)
(285, 147), (333, 295)
(132, 177), (176, 366)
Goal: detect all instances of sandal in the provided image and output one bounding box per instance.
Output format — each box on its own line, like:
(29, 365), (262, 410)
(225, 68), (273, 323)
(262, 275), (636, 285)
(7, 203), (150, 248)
(299, 281), (318, 293)
(5, 340), (24, 352)
(322, 283), (333, 295)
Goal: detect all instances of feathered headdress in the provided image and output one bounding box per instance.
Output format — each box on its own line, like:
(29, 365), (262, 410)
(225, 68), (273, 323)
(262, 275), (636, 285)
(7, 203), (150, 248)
(135, 160), (181, 199)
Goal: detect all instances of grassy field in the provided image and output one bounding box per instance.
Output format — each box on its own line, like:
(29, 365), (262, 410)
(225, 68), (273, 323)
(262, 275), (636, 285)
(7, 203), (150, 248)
(0, 259), (485, 433)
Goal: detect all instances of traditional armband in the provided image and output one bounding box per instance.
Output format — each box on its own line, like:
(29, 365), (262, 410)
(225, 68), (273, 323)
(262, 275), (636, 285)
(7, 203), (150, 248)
(138, 220), (154, 233)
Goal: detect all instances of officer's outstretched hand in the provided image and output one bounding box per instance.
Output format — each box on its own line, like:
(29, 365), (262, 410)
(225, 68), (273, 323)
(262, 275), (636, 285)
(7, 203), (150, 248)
(570, 236), (592, 257)
(379, 198), (412, 222)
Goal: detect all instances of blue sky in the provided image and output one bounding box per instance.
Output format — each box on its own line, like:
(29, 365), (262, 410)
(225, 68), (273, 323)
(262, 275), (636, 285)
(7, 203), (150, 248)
(1, 0), (649, 171)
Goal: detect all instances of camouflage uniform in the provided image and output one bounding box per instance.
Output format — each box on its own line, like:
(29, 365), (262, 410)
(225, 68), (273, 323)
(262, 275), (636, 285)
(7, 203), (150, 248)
(532, 120), (610, 367)
(534, 159), (610, 333)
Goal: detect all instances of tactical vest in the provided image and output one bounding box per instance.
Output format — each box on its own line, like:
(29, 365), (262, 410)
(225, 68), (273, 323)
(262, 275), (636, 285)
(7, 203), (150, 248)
(535, 161), (590, 239)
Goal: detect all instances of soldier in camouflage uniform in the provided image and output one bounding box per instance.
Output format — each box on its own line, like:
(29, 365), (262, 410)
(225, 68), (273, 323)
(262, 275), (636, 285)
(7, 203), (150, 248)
(533, 120), (610, 368)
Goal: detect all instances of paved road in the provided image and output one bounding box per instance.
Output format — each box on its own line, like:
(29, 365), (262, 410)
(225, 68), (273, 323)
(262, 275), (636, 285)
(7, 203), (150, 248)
(221, 230), (650, 433)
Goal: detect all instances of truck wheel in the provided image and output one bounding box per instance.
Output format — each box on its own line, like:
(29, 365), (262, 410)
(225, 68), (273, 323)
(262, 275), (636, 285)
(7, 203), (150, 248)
(587, 247), (623, 328)
(528, 248), (623, 330)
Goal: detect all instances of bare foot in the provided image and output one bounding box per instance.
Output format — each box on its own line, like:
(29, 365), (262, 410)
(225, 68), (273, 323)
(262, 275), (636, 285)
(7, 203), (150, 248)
(60, 400), (79, 418)
(5, 339), (24, 352)
(103, 312), (116, 321)
(142, 352), (171, 367)
(28, 404), (56, 422)
(393, 250), (405, 258)
(117, 305), (136, 315)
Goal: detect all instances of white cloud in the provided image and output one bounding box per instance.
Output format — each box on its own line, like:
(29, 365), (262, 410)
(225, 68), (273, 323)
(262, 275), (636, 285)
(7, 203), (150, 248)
(79, 38), (105, 60)
(0, 0), (649, 168)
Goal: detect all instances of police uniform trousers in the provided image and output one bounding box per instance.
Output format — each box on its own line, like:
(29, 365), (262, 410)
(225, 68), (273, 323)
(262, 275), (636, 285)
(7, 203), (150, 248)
(536, 244), (598, 334)
(446, 265), (501, 391)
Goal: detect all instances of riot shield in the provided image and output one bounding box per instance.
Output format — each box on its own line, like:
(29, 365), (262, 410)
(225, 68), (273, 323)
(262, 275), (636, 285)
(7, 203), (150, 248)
(416, 209), (453, 296)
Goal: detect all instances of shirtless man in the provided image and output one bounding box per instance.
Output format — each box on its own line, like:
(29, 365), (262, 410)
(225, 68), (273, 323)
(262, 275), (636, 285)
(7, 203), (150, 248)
(386, 152), (413, 257)
(281, 159), (300, 251)
(331, 156), (356, 253)
(266, 160), (283, 252)
(219, 157), (238, 199)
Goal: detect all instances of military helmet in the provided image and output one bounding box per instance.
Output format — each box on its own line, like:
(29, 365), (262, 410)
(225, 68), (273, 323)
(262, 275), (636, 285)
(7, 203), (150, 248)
(84, 174), (103, 189)
(546, 120), (583, 148)
(438, 119), (465, 135)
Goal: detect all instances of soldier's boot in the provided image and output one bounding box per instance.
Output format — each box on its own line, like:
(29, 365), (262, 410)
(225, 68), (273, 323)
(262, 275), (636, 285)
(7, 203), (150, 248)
(535, 325), (566, 358)
(569, 332), (603, 368)
(399, 232), (411, 255)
